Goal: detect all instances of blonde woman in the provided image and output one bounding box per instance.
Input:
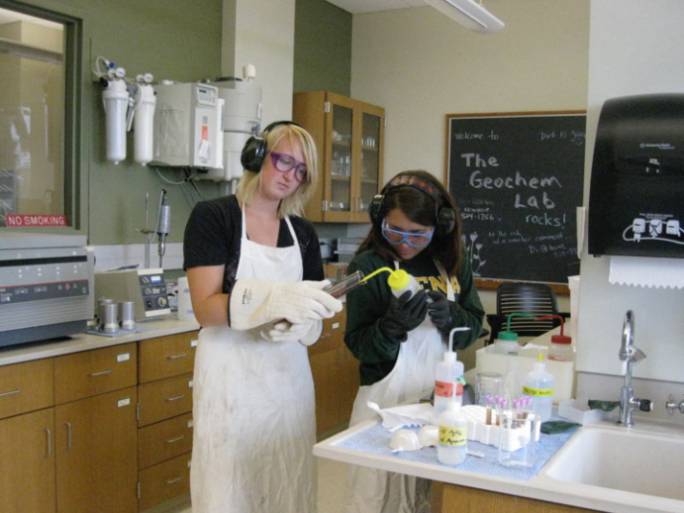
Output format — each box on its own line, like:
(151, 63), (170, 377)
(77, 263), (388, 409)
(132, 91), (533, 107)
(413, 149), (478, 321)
(184, 121), (342, 513)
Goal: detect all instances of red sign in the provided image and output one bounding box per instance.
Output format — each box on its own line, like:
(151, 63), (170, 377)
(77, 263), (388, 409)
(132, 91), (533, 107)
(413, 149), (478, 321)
(6, 214), (68, 227)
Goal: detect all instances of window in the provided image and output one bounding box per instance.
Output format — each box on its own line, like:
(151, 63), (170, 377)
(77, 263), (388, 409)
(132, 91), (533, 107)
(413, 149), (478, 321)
(0, 2), (80, 228)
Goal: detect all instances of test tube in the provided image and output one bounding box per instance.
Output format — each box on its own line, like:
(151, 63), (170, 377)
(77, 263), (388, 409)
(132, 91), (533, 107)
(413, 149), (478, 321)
(324, 270), (365, 298)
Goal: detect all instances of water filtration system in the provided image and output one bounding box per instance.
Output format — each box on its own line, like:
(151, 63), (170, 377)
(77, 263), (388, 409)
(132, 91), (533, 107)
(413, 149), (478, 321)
(94, 56), (156, 166)
(589, 93), (684, 258)
(132, 74), (156, 165)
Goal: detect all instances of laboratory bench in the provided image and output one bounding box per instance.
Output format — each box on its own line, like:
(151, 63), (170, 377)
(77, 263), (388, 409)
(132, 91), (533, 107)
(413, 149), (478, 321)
(0, 316), (200, 513)
(313, 325), (684, 513)
(0, 310), (357, 513)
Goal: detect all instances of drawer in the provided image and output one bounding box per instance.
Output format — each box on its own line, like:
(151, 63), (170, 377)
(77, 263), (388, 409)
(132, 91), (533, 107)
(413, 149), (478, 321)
(0, 359), (53, 420)
(138, 373), (193, 426)
(138, 453), (191, 511)
(139, 332), (198, 384)
(54, 343), (137, 404)
(139, 413), (193, 469)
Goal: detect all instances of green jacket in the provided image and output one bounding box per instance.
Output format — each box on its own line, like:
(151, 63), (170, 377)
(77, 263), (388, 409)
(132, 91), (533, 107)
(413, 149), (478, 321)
(344, 250), (485, 386)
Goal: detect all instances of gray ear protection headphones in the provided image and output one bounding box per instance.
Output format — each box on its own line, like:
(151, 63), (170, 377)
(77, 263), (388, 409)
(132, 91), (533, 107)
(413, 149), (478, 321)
(240, 120), (302, 172)
(368, 174), (457, 236)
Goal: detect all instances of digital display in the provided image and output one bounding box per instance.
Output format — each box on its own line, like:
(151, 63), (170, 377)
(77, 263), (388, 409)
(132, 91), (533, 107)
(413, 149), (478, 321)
(150, 275), (162, 283)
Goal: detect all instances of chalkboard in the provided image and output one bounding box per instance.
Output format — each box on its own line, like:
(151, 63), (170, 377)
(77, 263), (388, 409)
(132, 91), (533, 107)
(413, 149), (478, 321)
(446, 112), (585, 285)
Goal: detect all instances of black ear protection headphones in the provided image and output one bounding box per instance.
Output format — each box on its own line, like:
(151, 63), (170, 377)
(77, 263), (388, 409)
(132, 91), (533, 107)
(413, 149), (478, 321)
(240, 120), (303, 172)
(368, 173), (457, 236)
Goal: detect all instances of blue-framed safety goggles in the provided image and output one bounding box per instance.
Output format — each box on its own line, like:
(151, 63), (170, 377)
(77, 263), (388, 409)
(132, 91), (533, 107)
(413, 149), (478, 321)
(381, 219), (434, 249)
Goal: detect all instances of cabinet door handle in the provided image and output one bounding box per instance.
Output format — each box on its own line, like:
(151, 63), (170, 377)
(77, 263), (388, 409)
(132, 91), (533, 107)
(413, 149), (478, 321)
(0, 388), (20, 398)
(45, 428), (53, 457)
(89, 368), (112, 377)
(165, 435), (185, 444)
(166, 476), (182, 486)
(65, 422), (73, 450)
(166, 352), (187, 361)
(166, 394), (185, 402)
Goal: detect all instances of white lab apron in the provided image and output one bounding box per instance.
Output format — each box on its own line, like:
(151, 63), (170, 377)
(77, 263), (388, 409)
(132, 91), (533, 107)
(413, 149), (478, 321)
(346, 260), (455, 513)
(191, 209), (315, 513)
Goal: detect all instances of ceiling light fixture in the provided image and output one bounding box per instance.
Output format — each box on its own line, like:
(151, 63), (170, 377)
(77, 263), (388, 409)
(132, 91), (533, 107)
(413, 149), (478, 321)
(424, 0), (505, 33)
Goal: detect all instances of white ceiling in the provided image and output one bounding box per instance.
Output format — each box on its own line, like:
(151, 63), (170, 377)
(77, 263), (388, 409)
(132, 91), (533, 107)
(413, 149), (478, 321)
(325, 0), (424, 14)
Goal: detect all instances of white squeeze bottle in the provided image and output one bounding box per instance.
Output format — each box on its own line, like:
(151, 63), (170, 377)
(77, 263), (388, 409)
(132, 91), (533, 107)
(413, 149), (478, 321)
(437, 360), (468, 465)
(387, 269), (420, 299)
(437, 328), (471, 466)
(522, 353), (555, 422)
(433, 327), (470, 416)
(434, 351), (463, 416)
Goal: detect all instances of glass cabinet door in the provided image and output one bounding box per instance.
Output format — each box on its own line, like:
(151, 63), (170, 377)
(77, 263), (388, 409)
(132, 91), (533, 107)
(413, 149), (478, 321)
(329, 104), (353, 214)
(359, 112), (382, 213)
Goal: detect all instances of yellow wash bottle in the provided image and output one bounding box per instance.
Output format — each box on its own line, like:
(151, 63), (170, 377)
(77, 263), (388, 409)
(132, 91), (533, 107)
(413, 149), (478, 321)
(386, 269), (420, 299)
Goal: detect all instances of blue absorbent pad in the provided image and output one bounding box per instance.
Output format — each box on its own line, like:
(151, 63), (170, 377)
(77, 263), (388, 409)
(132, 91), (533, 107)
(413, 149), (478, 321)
(336, 423), (577, 481)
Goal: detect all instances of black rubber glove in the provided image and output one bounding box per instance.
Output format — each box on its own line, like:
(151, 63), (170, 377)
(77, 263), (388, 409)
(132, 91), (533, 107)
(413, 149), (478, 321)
(379, 289), (429, 342)
(426, 290), (453, 336)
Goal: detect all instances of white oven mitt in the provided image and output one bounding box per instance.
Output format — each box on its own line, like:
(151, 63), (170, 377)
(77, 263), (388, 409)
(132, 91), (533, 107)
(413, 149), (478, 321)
(230, 279), (342, 330)
(261, 319), (323, 346)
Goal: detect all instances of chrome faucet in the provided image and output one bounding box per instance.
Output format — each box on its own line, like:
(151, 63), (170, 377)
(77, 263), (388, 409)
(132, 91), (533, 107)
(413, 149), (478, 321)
(618, 310), (653, 427)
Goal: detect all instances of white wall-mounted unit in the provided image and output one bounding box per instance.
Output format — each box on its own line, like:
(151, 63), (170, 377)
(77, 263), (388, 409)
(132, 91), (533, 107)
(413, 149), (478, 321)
(152, 82), (224, 169)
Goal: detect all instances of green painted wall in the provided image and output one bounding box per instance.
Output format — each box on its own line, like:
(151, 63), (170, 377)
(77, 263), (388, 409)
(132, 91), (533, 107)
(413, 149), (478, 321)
(5, 0), (223, 244)
(294, 0), (351, 96)
(4, 0), (350, 245)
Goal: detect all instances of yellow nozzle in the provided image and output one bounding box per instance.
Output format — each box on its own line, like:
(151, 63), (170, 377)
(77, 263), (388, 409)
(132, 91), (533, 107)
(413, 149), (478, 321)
(386, 269), (411, 292)
(359, 266), (412, 293)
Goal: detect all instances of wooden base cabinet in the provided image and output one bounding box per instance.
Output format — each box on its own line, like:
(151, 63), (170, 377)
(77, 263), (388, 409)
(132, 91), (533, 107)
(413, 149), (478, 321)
(0, 408), (56, 513)
(138, 331), (198, 512)
(55, 387), (138, 513)
(309, 309), (359, 437)
(432, 482), (601, 513)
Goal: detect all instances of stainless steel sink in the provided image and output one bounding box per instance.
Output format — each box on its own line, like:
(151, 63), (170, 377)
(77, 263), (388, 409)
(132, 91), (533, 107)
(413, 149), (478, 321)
(541, 423), (684, 502)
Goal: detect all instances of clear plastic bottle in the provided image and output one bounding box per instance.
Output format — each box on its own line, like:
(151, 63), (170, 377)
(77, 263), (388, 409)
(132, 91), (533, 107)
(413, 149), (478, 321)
(387, 269), (420, 299)
(434, 351), (464, 417)
(437, 400), (468, 465)
(522, 353), (555, 422)
(493, 329), (519, 355)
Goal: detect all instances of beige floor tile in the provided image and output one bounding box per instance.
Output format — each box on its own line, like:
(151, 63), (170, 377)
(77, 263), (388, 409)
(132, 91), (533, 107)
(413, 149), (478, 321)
(163, 456), (350, 513)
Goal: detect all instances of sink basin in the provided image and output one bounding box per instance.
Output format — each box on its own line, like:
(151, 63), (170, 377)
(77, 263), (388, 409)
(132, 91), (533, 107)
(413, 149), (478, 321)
(541, 423), (684, 501)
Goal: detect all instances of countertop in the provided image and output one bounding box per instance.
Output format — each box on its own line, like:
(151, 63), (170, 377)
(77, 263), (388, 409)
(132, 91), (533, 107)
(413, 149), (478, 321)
(0, 316), (201, 367)
(314, 418), (684, 513)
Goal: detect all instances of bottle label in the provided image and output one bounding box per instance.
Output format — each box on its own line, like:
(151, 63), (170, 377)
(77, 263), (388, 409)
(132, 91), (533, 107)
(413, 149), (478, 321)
(522, 386), (554, 397)
(438, 425), (467, 447)
(435, 380), (464, 398)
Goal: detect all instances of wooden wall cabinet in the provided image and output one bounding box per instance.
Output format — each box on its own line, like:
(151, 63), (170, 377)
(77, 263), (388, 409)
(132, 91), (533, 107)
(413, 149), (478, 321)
(294, 91), (384, 223)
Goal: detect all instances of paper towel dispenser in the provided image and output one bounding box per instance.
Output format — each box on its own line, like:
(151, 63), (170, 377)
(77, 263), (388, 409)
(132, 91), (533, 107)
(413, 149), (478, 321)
(588, 94), (684, 258)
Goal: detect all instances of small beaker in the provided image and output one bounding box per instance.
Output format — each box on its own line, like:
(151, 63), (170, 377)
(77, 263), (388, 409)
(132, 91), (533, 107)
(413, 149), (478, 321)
(100, 302), (119, 334)
(475, 371), (504, 406)
(497, 409), (536, 468)
(119, 301), (135, 330)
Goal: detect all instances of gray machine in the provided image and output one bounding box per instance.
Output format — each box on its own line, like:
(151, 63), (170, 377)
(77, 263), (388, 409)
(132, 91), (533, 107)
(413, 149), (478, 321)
(94, 268), (171, 321)
(0, 233), (94, 348)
